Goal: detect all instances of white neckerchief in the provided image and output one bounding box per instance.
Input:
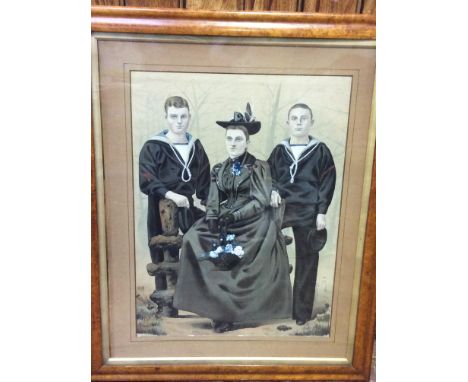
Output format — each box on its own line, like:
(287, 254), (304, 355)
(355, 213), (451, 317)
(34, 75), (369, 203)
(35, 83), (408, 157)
(173, 143), (190, 163)
(150, 131), (196, 182)
(290, 144), (307, 160)
(280, 137), (321, 183)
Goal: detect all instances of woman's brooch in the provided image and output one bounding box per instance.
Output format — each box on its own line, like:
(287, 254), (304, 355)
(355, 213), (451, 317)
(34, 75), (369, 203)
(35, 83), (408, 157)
(231, 161), (242, 176)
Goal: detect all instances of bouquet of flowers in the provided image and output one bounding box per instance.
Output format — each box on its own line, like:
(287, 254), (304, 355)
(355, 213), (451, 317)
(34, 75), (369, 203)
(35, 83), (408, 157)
(203, 233), (245, 271)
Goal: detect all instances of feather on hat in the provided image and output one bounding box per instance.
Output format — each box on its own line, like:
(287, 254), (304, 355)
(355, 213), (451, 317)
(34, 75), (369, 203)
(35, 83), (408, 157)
(216, 103), (261, 135)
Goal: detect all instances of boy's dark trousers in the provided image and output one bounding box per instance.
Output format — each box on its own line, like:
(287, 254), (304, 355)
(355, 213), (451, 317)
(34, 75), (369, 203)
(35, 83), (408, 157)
(291, 225), (320, 321)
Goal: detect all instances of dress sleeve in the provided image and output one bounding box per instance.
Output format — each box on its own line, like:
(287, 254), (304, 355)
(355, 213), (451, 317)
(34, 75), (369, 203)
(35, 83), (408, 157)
(267, 148), (278, 192)
(317, 144), (336, 214)
(139, 142), (169, 198)
(232, 160), (272, 222)
(194, 141), (211, 205)
(205, 164), (222, 220)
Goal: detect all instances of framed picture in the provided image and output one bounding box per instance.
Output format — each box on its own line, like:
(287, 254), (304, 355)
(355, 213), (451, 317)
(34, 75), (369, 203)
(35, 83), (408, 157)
(92, 7), (375, 381)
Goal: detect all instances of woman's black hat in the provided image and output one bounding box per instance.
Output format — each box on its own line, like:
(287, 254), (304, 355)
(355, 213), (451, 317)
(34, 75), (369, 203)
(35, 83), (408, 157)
(216, 103), (261, 135)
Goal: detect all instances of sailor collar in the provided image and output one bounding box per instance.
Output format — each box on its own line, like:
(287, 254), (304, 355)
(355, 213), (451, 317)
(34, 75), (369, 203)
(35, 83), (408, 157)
(280, 136), (321, 183)
(149, 130), (198, 182)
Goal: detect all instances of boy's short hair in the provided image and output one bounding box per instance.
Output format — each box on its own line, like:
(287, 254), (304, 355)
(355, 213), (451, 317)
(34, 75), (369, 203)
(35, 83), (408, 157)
(164, 96), (190, 113)
(288, 103), (313, 119)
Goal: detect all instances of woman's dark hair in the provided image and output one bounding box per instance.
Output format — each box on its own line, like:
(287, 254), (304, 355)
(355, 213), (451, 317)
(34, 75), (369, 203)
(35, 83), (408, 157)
(225, 125), (250, 141)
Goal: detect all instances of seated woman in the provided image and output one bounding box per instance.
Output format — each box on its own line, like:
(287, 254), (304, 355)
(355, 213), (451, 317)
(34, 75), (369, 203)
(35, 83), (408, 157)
(173, 106), (292, 333)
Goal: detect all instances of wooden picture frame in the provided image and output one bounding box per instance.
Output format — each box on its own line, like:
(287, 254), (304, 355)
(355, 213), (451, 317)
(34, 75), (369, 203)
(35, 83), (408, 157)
(92, 6), (375, 381)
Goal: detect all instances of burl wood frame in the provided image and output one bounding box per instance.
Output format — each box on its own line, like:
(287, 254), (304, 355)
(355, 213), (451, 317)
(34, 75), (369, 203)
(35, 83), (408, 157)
(91, 6), (375, 381)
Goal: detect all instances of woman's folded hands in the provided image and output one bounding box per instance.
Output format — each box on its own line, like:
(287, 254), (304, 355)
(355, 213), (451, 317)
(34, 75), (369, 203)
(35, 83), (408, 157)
(219, 213), (235, 226)
(207, 218), (219, 233)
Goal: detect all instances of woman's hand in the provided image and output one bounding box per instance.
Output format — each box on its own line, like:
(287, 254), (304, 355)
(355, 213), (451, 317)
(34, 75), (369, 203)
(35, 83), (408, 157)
(270, 190), (282, 208)
(219, 213), (235, 226)
(165, 191), (190, 208)
(316, 214), (326, 230)
(207, 219), (219, 234)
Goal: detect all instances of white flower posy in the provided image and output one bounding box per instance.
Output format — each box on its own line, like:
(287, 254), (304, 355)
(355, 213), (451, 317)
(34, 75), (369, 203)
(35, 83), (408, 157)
(233, 246), (244, 257)
(207, 233), (244, 259)
(209, 246), (224, 258)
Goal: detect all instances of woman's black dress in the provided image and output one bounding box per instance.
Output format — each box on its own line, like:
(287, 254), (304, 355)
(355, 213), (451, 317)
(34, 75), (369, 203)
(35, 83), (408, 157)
(173, 152), (292, 323)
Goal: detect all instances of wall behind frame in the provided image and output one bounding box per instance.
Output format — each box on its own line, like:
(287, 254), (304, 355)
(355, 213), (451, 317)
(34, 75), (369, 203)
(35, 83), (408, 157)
(90, 0), (376, 15)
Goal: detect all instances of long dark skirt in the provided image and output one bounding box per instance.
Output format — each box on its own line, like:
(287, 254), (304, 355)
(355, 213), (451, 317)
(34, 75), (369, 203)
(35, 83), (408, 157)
(173, 209), (292, 323)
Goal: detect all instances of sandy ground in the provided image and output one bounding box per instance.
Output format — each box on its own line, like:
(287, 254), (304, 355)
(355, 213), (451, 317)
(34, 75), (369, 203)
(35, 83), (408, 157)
(137, 300), (331, 337)
(162, 314), (306, 336)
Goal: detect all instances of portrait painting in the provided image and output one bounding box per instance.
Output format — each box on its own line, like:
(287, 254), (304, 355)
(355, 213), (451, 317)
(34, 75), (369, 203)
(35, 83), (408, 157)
(93, 30), (374, 366)
(131, 71), (352, 337)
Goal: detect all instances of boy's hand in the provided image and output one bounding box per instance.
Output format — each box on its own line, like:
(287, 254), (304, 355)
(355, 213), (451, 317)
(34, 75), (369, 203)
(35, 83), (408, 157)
(165, 191), (190, 208)
(316, 214), (326, 230)
(270, 190), (282, 208)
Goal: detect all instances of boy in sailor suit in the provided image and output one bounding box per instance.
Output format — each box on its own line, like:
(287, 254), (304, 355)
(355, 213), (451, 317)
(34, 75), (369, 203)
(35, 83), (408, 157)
(268, 103), (336, 326)
(139, 96), (210, 291)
